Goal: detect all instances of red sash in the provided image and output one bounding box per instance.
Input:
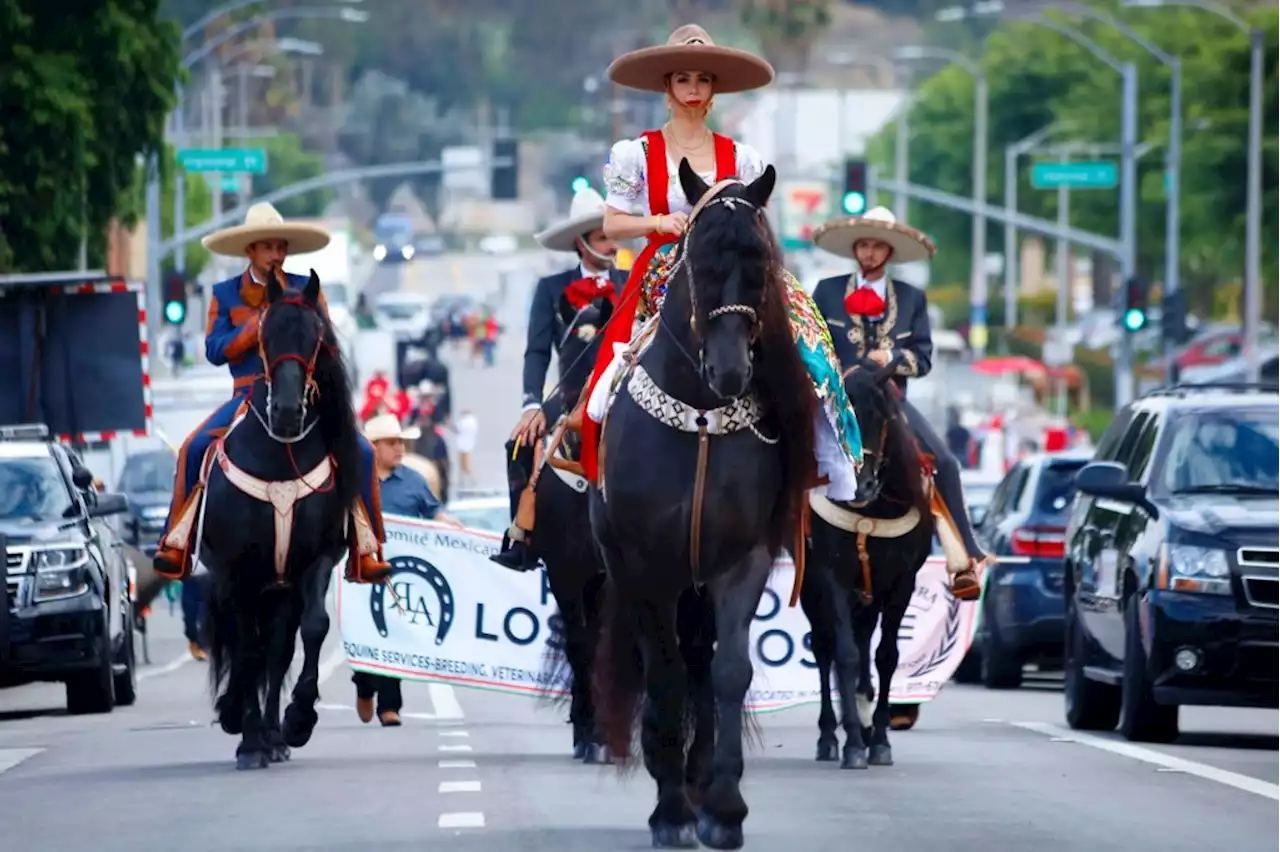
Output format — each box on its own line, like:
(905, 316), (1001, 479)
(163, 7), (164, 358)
(579, 130), (737, 482)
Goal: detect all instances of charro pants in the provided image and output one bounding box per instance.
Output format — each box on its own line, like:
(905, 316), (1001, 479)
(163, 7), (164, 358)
(352, 672), (402, 714)
(901, 397), (984, 561)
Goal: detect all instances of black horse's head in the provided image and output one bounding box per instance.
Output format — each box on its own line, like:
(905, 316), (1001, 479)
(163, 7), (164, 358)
(557, 290), (615, 408)
(261, 269), (333, 438)
(674, 157), (778, 400)
(843, 358), (927, 512)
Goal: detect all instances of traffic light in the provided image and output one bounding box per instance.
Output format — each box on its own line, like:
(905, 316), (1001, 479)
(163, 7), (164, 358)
(162, 272), (187, 325)
(491, 138), (519, 200)
(1121, 275), (1149, 333)
(570, 176), (591, 193)
(1161, 288), (1192, 345)
(842, 158), (868, 215)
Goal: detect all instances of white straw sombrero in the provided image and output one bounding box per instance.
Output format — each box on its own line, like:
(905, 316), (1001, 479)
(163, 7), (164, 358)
(607, 24), (774, 94)
(812, 206), (937, 264)
(535, 187), (608, 253)
(201, 202), (331, 257)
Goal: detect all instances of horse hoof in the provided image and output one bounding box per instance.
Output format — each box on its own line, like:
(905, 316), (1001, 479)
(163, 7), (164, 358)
(869, 744), (893, 766)
(235, 751), (270, 771)
(282, 705), (318, 748)
(815, 740), (839, 762)
(572, 742), (588, 760)
(270, 745), (292, 763)
(841, 746), (869, 770)
(697, 815), (745, 850)
(584, 744), (613, 765)
(650, 822), (699, 849)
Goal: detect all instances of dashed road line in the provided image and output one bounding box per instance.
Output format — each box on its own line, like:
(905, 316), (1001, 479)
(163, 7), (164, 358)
(438, 812), (486, 829)
(138, 652), (193, 681)
(428, 684), (464, 719)
(439, 744), (473, 752)
(438, 730), (469, 738)
(439, 760), (476, 769)
(1011, 721), (1280, 801)
(439, 780), (481, 793)
(0, 748), (43, 777)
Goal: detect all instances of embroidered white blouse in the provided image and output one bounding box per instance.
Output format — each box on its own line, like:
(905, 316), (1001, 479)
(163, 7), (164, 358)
(602, 136), (767, 217)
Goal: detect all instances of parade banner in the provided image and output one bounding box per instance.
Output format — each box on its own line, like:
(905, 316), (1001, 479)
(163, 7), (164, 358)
(336, 515), (984, 713)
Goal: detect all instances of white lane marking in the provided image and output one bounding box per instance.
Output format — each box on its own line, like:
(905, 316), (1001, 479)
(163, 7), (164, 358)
(1011, 721), (1280, 802)
(138, 652), (192, 681)
(317, 648), (345, 685)
(438, 730), (470, 738)
(317, 703), (351, 712)
(439, 780), (481, 793)
(428, 683), (464, 719)
(403, 712), (438, 721)
(438, 744), (473, 752)
(438, 812), (485, 829)
(439, 760), (477, 769)
(0, 748), (43, 777)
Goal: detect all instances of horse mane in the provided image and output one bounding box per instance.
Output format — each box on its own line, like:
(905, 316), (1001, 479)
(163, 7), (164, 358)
(849, 362), (930, 518)
(675, 185), (819, 553)
(266, 277), (363, 515)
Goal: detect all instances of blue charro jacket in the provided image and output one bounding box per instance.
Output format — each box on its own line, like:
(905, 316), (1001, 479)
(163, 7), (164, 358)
(205, 269), (329, 389)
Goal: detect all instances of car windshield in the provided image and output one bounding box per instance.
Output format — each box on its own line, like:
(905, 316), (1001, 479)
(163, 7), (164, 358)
(1160, 406), (1280, 495)
(0, 457), (74, 520)
(1037, 461), (1086, 517)
(119, 453), (176, 493)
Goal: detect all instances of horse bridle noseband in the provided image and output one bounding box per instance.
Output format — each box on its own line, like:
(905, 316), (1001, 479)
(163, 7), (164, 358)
(254, 294), (330, 444)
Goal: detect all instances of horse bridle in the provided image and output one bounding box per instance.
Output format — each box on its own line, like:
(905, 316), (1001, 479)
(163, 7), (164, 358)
(253, 294), (330, 444)
(660, 186), (767, 384)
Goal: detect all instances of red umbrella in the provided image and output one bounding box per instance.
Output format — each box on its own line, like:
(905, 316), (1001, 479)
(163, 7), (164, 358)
(971, 355), (1047, 376)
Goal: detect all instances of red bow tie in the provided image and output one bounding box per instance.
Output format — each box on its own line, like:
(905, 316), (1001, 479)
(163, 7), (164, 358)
(565, 276), (616, 311)
(845, 285), (886, 317)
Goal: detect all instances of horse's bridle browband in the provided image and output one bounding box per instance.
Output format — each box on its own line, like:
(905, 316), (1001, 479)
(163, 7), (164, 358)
(254, 294), (329, 444)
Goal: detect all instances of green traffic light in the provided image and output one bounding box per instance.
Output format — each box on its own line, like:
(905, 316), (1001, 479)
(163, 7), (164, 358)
(1122, 308), (1146, 332)
(842, 191), (866, 215)
(164, 301), (186, 324)
(571, 176), (590, 193)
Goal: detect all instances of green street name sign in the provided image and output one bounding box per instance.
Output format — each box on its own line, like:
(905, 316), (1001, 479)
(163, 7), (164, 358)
(177, 148), (268, 174)
(1030, 161), (1117, 190)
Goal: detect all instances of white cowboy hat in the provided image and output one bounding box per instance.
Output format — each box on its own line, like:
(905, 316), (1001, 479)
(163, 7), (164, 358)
(201, 201), (331, 257)
(608, 24), (774, 94)
(363, 414), (422, 443)
(811, 206), (937, 264)
(535, 187), (608, 253)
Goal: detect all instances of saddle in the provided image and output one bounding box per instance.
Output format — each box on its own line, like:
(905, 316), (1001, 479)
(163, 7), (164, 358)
(161, 411), (380, 584)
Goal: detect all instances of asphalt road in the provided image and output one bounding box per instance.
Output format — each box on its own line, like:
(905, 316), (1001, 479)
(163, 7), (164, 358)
(1, 603), (1276, 851)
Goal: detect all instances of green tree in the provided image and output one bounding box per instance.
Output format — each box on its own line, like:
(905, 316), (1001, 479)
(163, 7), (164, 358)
(0, 0), (180, 273)
(740, 0), (833, 73)
(249, 131), (333, 218)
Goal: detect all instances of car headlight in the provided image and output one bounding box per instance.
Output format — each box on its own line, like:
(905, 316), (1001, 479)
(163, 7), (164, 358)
(1161, 544), (1231, 595)
(33, 546), (91, 602)
(373, 245), (387, 261)
(401, 245), (415, 260)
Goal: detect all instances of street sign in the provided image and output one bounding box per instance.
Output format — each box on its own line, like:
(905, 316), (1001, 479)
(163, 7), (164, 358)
(1030, 161), (1117, 190)
(177, 148), (268, 174)
(779, 182), (831, 251)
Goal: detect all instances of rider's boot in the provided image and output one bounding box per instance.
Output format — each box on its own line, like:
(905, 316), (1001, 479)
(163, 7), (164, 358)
(901, 399), (987, 602)
(490, 439), (539, 572)
(348, 442), (393, 583)
(153, 483), (206, 581)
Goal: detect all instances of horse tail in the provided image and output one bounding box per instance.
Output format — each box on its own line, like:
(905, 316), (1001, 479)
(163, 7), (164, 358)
(592, 575), (644, 767)
(536, 608), (573, 710)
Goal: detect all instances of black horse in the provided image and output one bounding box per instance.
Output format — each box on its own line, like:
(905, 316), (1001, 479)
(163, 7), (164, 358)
(591, 160), (818, 850)
(535, 290), (615, 764)
(200, 270), (361, 770)
(800, 358), (934, 770)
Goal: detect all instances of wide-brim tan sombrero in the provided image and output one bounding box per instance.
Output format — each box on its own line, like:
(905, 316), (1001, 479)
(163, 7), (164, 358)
(812, 206), (936, 264)
(202, 201), (331, 257)
(607, 24), (774, 94)
(535, 186), (608, 253)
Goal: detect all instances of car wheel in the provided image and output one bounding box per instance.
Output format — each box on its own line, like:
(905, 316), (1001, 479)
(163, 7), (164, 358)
(981, 627), (1024, 689)
(113, 606), (138, 707)
(951, 647), (982, 684)
(1118, 594), (1179, 743)
(66, 617), (116, 715)
(1063, 595), (1120, 731)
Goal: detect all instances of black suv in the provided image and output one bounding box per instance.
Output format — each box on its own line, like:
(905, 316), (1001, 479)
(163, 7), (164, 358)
(0, 424), (138, 713)
(1063, 383), (1278, 742)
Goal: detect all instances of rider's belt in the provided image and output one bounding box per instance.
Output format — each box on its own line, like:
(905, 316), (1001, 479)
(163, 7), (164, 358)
(233, 374), (262, 389)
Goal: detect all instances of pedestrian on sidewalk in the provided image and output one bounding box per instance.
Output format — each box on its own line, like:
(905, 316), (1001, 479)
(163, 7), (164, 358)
(453, 407), (478, 486)
(355, 414), (462, 726)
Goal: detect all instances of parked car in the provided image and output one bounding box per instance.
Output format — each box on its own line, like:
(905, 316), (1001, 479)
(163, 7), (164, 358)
(966, 449), (1092, 688)
(1063, 382), (1278, 742)
(116, 449), (176, 557)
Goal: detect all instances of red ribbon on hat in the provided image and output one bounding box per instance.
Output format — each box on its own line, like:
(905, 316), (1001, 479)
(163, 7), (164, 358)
(845, 286), (886, 317)
(564, 277), (616, 311)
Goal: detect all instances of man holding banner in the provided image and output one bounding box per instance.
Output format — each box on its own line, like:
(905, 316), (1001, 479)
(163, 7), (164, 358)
(354, 414), (461, 726)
